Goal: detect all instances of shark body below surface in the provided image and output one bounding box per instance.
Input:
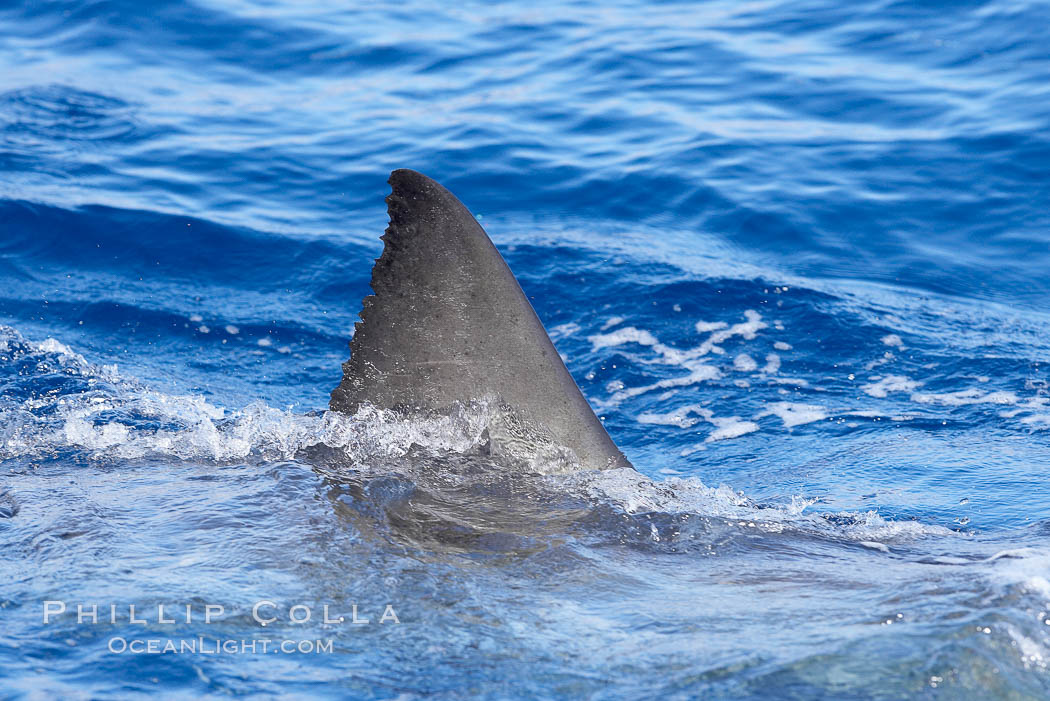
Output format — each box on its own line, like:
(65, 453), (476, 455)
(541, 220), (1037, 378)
(329, 169), (632, 471)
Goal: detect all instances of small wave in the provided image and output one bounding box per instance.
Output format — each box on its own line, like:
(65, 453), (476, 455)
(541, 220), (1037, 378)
(0, 325), (589, 473)
(0, 324), (489, 465)
(0, 84), (138, 143)
(0, 325), (960, 551)
(556, 467), (955, 545)
(586, 297), (1050, 449)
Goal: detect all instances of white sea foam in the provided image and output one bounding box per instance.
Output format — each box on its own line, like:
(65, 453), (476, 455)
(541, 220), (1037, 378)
(590, 311), (765, 366)
(549, 322), (581, 340)
(605, 367), (722, 405)
(702, 310), (766, 351)
(1021, 414), (1050, 429)
(637, 405), (705, 428)
(565, 469), (955, 543)
(861, 375), (921, 398)
(761, 353), (781, 374)
(588, 326), (660, 351)
(636, 404), (758, 443)
(767, 376), (809, 387)
(911, 388), (1019, 406)
(588, 310), (767, 405)
(758, 402), (828, 428)
(733, 353), (757, 372)
(5, 384), (520, 468)
(0, 326), (512, 466)
(706, 417), (759, 442)
(859, 541), (890, 553)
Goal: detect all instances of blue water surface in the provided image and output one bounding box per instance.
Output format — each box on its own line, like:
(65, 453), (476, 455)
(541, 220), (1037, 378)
(2, 0), (1049, 698)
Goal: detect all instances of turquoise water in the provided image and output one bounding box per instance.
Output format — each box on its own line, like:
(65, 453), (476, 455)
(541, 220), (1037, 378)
(1, 1), (1049, 698)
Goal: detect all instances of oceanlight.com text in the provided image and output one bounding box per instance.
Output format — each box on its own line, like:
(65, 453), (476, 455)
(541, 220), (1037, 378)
(107, 637), (335, 655)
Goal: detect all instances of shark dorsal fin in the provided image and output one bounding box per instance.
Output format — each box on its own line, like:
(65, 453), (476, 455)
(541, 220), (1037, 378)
(329, 169), (630, 470)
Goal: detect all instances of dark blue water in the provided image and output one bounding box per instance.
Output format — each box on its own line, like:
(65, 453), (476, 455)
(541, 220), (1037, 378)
(2, 1), (1049, 698)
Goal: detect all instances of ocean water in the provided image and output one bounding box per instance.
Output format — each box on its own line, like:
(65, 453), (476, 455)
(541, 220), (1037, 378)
(2, 0), (1049, 698)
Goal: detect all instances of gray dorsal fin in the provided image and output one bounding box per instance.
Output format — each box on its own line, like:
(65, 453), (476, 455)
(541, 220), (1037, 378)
(330, 169), (631, 470)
